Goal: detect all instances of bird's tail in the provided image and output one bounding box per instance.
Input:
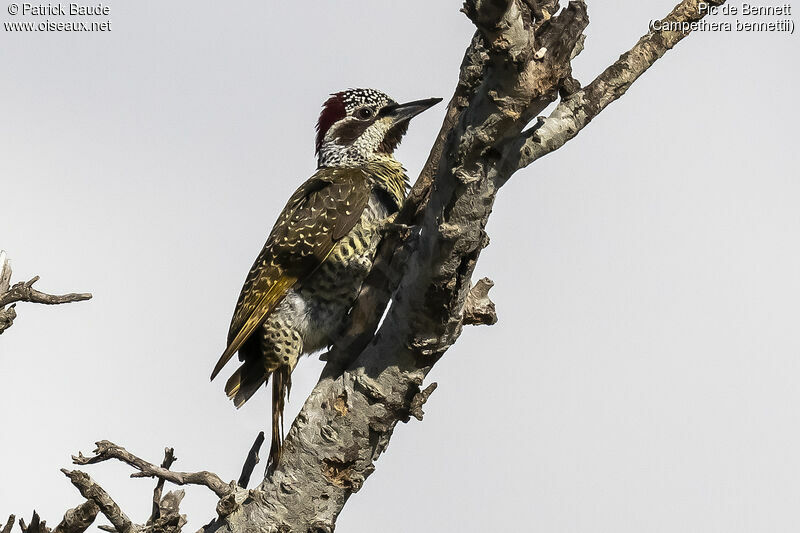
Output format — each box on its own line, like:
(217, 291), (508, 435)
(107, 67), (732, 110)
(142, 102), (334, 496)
(267, 365), (292, 474)
(225, 360), (267, 408)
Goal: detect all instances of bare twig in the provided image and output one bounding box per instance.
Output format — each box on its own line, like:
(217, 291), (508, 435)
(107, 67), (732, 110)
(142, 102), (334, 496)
(0, 251), (92, 334)
(0, 277), (93, 308)
(61, 470), (133, 533)
(237, 432), (265, 489)
(72, 441), (232, 499)
(148, 448), (176, 524)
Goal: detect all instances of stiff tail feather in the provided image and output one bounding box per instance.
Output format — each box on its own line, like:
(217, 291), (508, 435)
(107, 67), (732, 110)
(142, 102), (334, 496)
(267, 365), (292, 474)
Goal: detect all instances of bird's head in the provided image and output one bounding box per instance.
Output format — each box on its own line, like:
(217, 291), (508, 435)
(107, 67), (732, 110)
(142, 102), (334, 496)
(315, 88), (441, 168)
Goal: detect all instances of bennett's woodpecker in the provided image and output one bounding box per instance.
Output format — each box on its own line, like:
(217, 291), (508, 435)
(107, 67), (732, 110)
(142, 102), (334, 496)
(211, 88), (441, 471)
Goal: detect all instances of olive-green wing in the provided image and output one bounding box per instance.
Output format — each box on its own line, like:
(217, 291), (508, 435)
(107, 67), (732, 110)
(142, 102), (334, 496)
(210, 168), (372, 380)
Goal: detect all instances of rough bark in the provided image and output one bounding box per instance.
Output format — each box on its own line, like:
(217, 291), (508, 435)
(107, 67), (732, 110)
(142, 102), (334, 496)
(12, 504), (98, 533)
(2, 516), (15, 533)
(5, 1), (728, 531)
(71, 441), (234, 499)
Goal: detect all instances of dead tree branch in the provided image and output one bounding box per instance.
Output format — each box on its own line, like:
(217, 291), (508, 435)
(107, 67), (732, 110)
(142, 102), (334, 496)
(6, 503), (98, 533)
(61, 470), (134, 533)
(145, 490), (187, 533)
(64, 442), (220, 533)
(72, 441), (233, 499)
(502, 0), (728, 175)
(19, 512), (48, 533)
(237, 432), (265, 489)
(52, 502), (99, 533)
(148, 448), (176, 524)
(0, 251), (92, 335)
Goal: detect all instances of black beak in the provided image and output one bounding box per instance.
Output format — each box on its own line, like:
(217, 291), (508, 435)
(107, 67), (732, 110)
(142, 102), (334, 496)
(380, 97), (443, 124)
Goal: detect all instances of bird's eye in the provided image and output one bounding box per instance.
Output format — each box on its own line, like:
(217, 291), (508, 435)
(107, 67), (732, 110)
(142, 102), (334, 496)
(356, 107), (374, 120)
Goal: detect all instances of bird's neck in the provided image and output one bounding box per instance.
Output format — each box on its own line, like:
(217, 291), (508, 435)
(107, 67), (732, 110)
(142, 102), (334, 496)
(317, 140), (404, 168)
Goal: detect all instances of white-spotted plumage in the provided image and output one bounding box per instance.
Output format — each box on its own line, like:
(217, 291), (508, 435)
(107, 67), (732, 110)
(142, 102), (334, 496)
(213, 88), (440, 473)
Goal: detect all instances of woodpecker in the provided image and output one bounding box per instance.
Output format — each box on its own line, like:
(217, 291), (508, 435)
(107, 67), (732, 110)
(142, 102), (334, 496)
(211, 88), (441, 471)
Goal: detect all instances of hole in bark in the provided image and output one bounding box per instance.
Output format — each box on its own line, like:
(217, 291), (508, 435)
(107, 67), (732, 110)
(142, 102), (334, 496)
(333, 393), (348, 416)
(322, 458), (356, 488)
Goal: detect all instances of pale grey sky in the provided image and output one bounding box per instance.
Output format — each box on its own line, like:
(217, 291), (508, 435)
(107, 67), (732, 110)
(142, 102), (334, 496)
(1, 1), (799, 532)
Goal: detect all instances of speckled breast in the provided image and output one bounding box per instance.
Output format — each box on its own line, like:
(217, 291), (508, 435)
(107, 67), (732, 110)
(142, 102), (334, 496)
(295, 191), (392, 352)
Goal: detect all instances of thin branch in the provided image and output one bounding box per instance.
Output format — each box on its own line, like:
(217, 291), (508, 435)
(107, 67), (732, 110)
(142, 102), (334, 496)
(148, 448), (176, 524)
(504, 0), (728, 174)
(60, 470), (133, 533)
(0, 277), (92, 308)
(72, 441), (232, 499)
(0, 251), (92, 334)
(237, 432), (265, 489)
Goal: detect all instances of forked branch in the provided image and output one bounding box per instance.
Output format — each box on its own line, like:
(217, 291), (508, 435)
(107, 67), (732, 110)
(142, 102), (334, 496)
(0, 251), (92, 334)
(503, 0), (728, 174)
(72, 441), (232, 499)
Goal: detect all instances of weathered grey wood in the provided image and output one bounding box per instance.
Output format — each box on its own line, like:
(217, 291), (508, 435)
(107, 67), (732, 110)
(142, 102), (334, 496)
(148, 448), (177, 524)
(52, 502), (99, 533)
(237, 432), (265, 489)
(2, 516), (15, 533)
(0, 251), (92, 335)
(61, 470), (135, 533)
(71, 441), (233, 499)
